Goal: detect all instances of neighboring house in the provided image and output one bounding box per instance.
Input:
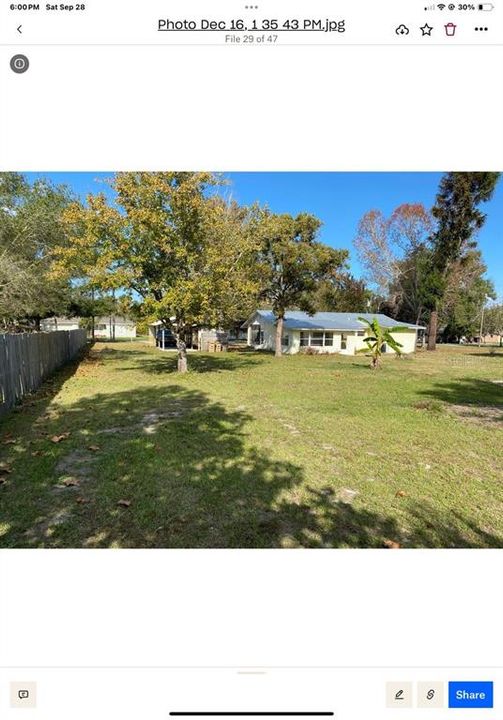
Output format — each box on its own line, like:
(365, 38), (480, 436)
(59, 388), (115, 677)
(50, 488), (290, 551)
(94, 316), (137, 339)
(481, 333), (502, 345)
(243, 310), (425, 355)
(148, 321), (229, 351)
(40, 317), (81, 332)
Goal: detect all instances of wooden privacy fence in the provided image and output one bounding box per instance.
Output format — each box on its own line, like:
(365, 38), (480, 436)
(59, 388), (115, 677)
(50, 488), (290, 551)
(0, 330), (87, 418)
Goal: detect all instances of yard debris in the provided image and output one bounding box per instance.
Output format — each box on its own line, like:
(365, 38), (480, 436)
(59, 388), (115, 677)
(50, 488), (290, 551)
(3, 438), (17, 445)
(76, 496), (90, 504)
(62, 477), (80, 487)
(50, 432), (71, 443)
(117, 499), (131, 508)
(383, 539), (401, 549)
(395, 490), (407, 498)
(87, 445), (100, 452)
(336, 487), (359, 504)
(0, 463), (13, 475)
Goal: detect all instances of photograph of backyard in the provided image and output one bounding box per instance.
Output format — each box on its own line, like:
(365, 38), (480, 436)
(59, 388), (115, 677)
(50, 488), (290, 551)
(0, 171), (502, 548)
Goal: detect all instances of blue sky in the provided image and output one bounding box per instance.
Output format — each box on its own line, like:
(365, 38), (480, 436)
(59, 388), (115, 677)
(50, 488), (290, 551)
(26, 172), (503, 297)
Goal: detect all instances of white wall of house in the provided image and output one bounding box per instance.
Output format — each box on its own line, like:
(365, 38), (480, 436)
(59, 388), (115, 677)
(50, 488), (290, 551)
(95, 321), (136, 338)
(40, 317), (80, 332)
(247, 320), (419, 355)
(387, 331), (417, 354)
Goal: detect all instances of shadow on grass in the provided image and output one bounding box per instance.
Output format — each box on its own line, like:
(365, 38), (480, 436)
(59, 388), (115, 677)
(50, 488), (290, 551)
(112, 349), (264, 375)
(1, 369), (502, 548)
(0, 342), (92, 424)
(417, 377), (503, 408)
(466, 351), (503, 358)
(274, 487), (502, 549)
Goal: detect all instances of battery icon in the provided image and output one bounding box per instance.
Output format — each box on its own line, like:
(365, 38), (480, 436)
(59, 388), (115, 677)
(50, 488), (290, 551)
(478, 3), (494, 9)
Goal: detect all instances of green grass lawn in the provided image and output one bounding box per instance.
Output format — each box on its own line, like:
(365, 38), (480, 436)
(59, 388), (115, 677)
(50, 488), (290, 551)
(1, 341), (502, 548)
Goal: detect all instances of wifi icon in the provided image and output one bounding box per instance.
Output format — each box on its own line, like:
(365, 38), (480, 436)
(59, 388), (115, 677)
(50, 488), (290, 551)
(438, 3), (446, 8)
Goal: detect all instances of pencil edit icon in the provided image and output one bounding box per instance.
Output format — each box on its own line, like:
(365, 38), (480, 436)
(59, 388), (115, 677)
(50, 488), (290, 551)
(444, 22), (457, 36)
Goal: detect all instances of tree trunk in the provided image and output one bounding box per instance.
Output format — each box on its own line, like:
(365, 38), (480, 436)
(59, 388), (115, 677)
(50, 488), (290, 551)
(177, 337), (188, 372)
(275, 315), (284, 357)
(427, 310), (438, 351)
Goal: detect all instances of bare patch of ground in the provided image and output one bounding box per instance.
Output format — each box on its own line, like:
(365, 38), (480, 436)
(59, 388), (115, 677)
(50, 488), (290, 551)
(54, 449), (95, 490)
(449, 404), (503, 427)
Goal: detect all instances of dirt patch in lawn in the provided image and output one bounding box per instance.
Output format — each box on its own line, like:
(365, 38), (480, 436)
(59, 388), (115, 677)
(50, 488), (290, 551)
(54, 449), (96, 489)
(94, 406), (188, 437)
(449, 404), (503, 427)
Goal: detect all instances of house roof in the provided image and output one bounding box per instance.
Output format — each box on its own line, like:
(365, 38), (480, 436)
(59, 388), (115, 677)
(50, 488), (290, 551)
(244, 310), (426, 331)
(95, 316), (136, 325)
(41, 317), (79, 325)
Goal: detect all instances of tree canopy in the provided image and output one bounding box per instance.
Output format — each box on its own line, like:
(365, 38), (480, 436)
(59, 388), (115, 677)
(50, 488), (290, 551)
(257, 211), (348, 356)
(0, 173), (74, 330)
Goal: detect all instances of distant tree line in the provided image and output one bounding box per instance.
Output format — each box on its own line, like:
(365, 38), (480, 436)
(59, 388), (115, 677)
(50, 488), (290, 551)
(354, 172), (500, 347)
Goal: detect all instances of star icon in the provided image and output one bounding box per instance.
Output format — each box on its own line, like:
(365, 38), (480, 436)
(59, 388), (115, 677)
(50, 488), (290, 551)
(420, 23), (434, 36)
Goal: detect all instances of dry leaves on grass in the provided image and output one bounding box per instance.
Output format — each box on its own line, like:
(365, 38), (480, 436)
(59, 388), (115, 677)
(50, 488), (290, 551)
(76, 496), (90, 504)
(50, 432), (71, 444)
(383, 539), (401, 549)
(117, 499), (131, 508)
(62, 477), (80, 487)
(395, 490), (407, 498)
(0, 463), (13, 475)
(2, 438), (17, 445)
(87, 445), (100, 452)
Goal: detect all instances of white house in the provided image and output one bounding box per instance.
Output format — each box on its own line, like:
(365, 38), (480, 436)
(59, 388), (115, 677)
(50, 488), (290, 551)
(243, 310), (425, 355)
(41, 315), (137, 339)
(40, 317), (81, 332)
(94, 316), (137, 339)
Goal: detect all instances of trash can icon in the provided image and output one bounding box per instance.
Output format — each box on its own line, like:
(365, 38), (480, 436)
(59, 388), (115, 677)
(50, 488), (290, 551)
(444, 22), (457, 36)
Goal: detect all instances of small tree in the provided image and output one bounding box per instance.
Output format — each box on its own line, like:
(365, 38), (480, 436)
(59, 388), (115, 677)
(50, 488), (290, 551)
(258, 211), (348, 357)
(357, 316), (409, 369)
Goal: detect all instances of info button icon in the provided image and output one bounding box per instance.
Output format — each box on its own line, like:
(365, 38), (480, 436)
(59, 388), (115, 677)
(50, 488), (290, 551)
(10, 54), (29, 74)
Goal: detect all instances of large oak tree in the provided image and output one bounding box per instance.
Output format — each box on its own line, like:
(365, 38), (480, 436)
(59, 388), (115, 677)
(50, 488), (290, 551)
(54, 172), (262, 371)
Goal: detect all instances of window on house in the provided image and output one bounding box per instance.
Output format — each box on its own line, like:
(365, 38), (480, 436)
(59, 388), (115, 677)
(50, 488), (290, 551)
(357, 331), (365, 336)
(282, 334), (289, 346)
(324, 332), (334, 346)
(341, 333), (347, 350)
(300, 331), (309, 346)
(97, 324), (107, 331)
(311, 331), (324, 346)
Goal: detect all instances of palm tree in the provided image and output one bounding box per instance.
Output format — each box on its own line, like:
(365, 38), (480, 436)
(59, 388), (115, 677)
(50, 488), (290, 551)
(357, 316), (409, 369)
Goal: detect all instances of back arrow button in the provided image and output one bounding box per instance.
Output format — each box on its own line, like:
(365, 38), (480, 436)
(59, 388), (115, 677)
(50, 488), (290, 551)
(17, 25), (23, 34)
